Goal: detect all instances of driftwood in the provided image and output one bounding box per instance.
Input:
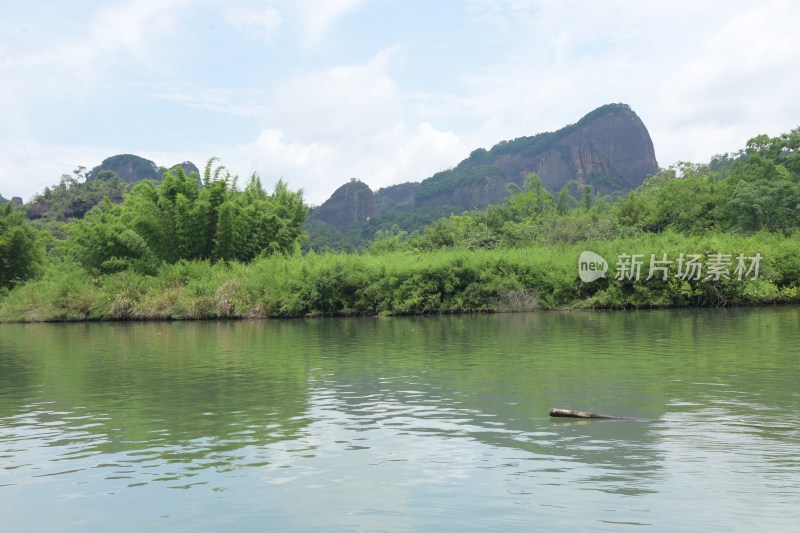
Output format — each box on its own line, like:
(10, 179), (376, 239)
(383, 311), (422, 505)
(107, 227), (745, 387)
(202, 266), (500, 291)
(549, 408), (627, 420)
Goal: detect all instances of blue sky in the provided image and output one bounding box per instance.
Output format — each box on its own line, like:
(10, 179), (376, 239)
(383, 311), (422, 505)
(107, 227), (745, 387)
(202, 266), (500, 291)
(2, 0), (799, 205)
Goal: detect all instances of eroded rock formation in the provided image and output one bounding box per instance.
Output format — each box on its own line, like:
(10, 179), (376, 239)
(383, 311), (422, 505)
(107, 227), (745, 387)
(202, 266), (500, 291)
(311, 103), (659, 231)
(311, 180), (378, 232)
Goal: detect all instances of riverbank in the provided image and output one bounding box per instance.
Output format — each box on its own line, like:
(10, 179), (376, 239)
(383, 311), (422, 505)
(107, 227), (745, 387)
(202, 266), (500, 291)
(1, 232), (798, 322)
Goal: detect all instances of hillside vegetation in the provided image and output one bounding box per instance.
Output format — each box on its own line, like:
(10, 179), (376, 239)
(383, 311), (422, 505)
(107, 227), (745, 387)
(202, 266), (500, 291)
(1, 127), (799, 320)
(307, 103), (659, 248)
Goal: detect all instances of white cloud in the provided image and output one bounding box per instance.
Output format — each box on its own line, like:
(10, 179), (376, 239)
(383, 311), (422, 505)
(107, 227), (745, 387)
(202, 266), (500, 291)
(220, 47), (469, 204)
(222, 121), (467, 206)
(225, 5), (283, 42)
(227, 128), (333, 174)
(194, 47), (469, 205)
(3, 0), (187, 77)
(352, 121), (468, 190)
(149, 86), (270, 116)
(295, 0), (370, 46)
(649, 0), (800, 164)
(263, 46), (403, 140)
(87, 0), (188, 70)
(0, 140), (113, 202)
(0, 0), (190, 143)
(458, 0), (800, 168)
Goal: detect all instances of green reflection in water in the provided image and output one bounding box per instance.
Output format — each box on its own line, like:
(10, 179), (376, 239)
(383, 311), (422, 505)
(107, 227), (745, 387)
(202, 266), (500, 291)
(1, 307), (799, 531)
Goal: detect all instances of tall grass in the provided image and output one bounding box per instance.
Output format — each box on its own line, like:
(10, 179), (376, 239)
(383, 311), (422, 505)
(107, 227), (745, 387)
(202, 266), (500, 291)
(1, 231), (798, 321)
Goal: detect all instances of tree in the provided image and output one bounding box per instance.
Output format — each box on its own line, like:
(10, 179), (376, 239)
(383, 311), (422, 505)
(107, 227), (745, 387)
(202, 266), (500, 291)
(581, 183), (593, 211)
(25, 168), (128, 221)
(0, 202), (44, 289)
(506, 173), (555, 220)
(73, 158), (309, 268)
(555, 180), (579, 215)
(652, 169), (717, 233)
(717, 154), (800, 232)
(67, 199), (157, 274)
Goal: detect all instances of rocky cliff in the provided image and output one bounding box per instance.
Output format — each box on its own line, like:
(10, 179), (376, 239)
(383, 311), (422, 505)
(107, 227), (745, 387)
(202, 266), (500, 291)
(311, 180), (378, 232)
(307, 103), (658, 236)
(87, 155), (200, 183)
(87, 154), (161, 183)
(382, 103), (657, 213)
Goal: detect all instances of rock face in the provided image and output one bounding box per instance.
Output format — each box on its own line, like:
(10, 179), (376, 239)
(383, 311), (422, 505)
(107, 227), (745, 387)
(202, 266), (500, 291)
(171, 161), (200, 178)
(537, 103), (658, 193)
(88, 155), (201, 183)
(375, 182), (419, 213)
(87, 154), (161, 183)
(376, 103), (658, 214)
(311, 180), (378, 232)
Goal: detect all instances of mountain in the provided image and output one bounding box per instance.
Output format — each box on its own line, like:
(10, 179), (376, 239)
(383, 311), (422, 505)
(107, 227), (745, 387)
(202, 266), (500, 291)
(25, 155), (201, 221)
(1, 194), (25, 206)
(309, 103), (658, 236)
(310, 179), (378, 232)
(380, 103), (658, 213)
(87, 154), (161, 183)
(87, 154), (200, 183)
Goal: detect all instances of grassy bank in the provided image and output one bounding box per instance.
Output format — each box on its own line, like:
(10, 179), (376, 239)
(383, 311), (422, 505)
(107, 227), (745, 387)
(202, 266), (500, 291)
(1, 231), (798, 322)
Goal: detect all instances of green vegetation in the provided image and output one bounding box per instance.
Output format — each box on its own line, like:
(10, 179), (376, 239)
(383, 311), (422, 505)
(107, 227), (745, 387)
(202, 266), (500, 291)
(25, 167), (129, 221)
(0, 202), (43, 292)
(1, 232), (796, 321)
(416, 164), (506, 202)
(64, 158), (306, 274)
(306, 205), (453, 252)
(1, 126), (800, 321)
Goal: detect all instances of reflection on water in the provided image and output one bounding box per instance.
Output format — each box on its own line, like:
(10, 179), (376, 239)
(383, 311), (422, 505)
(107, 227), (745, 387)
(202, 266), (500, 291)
(1, 308), (800, 531)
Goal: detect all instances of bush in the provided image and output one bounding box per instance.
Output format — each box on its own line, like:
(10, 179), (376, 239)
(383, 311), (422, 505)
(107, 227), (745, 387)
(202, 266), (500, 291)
(2, 232), (799, 321)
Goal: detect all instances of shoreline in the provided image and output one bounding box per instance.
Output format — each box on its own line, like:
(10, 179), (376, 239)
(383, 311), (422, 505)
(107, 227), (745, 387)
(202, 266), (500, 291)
(1, 299), (795, 324)
(3, 232), (799, 323)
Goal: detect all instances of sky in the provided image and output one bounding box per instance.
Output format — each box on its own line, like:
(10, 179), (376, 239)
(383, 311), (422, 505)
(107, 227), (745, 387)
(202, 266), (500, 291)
(2, 0), (799, 205)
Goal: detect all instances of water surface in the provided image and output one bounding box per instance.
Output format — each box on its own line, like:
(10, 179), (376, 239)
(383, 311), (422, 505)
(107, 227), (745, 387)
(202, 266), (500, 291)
(1, 308), (799, 531)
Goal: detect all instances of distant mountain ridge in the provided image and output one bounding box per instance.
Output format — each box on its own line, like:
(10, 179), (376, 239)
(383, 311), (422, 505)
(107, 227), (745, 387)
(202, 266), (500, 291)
(24, 155), (201, 221)
(88, 154), (199, 183)
(312, 103), (658, 231)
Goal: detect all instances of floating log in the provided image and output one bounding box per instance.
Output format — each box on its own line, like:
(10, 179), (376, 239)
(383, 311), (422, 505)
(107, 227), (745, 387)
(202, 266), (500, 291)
(549, 408), (626, 420)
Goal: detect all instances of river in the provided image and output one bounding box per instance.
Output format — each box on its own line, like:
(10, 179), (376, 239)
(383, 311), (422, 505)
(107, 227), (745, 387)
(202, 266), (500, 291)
(2, 308), (799, 531)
